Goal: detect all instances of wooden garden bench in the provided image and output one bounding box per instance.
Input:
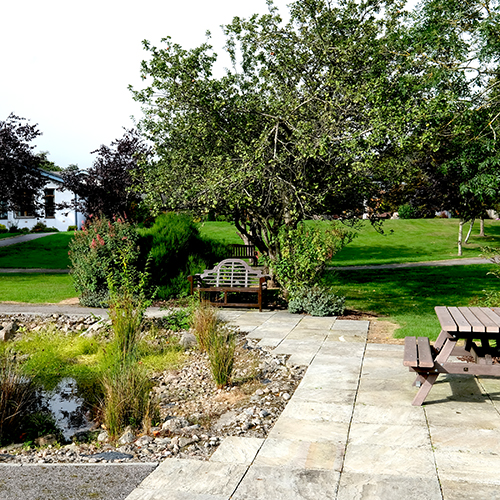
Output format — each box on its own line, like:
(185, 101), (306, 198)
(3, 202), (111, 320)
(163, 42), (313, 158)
(187, 258), (269, 312)
(228, 244), (258, 266)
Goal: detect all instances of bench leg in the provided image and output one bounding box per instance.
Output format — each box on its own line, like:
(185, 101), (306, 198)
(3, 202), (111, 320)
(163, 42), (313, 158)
(412, 373), (438, 406)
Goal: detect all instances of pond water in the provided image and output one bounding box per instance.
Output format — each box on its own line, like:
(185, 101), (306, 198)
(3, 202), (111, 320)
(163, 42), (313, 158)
(42, 378), (93, 441)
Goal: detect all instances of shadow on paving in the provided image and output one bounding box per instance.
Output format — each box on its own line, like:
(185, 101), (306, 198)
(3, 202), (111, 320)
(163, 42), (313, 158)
(0, 463), (157, 500)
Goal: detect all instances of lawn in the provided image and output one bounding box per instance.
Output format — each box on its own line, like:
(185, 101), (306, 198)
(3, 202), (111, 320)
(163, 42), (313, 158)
(0, 233), (20, 240)
(330, 218), (500, 266)
(0, 273), (75, 303)
(197, 221), (242, 245)
(325, 264), (500, 340)
(0, 232), (73, 269)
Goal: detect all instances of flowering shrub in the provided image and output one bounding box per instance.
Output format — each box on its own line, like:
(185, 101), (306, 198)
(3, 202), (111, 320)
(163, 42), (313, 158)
(69, 215), (142, 307)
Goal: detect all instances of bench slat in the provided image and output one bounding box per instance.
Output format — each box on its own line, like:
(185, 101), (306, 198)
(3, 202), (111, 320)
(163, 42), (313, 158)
(403, 336), (418, 367)
(435, 306), (458, 332)
(417, 337), (434, 368)
(447, 307), (472, 332)
(458, 307), (486, 333)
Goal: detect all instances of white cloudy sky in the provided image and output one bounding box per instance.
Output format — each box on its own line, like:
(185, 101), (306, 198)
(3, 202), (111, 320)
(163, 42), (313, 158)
(1, 0), (416, 170)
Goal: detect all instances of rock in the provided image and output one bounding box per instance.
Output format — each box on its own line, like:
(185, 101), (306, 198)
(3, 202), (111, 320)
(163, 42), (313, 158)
(118, 429), (136, 445)
(180, 332), (197, 349)
(135, 435), (153, 447)
(282, 392), (291, 401)
(35, 434), (58, 447)
(162, 417), (189, 431)
(97, 431), (109, 442)
(0, 321), (18, 342)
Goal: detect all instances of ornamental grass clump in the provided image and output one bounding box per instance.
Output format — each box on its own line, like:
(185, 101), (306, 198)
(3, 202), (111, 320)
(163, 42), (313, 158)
(207, 324), (237, 389)
(191, 301), (219, 352)
(0, 354), (37, 446)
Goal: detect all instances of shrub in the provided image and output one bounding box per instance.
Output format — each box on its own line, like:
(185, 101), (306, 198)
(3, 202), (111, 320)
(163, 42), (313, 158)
(267, 222), (353, 295)
(288, 286), (345, 316)
(0, 224), (7, 234)
(397, 204), (417, 219)
(30, 222), (59, 233)
(67, 225), (77, 231)
(138, 213), (228, 299)
(68, 215), (143, 307)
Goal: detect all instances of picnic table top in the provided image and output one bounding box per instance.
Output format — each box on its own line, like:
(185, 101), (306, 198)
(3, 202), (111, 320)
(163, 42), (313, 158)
(435, 306), (500, 335)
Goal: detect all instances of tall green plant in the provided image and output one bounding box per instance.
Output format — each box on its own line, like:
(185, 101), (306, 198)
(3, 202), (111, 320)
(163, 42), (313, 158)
(267, 222), (353, 295)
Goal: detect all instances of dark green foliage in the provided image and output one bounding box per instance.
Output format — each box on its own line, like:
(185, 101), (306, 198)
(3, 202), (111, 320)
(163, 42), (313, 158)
(30, 221), (59, 233)
(288, 286), (345, 317)
(138, 213), (229, 299)
(397, 204), (418, 220)
(0, 224), (7, 234)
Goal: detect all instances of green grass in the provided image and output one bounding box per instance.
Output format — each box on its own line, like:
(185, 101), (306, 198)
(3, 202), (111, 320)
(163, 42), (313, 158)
(325, 264), (500, 340)
(0, 233), (73, 269)
(331, 219), (500, 266)
(0, 233), (20, 240)
(197, 222), (243, 245)
(0, 274), (75, 303)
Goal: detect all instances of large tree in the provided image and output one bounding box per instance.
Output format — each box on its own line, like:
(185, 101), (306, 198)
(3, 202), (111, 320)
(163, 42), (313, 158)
(131, 0), (423, 261)
(62, 128), (150, 220)
(0, 114), (47, 213)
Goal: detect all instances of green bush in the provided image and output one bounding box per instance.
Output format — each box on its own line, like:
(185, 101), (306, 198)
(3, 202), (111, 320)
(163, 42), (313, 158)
(0, 224), (7, 234)
(288, 286), (346, 316)
(267, 222), (353, 295)
(67, 225), (77, 232)
(69, 215), (143, 307)
(30, 222), (59, 233)
(139, 213), (228, 299)
(397, 204), (417, 219)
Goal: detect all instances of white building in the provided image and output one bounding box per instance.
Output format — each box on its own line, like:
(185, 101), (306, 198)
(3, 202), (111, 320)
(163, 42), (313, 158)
(0, 170), (85, 232)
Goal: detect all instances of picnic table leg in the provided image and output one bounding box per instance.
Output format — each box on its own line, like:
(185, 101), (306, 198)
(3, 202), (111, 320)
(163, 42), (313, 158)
(434, 330), (449, 351)
(412, 373), (439, 406)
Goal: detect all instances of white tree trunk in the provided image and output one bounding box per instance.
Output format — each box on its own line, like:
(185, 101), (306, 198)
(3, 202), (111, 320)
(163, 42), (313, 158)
(458, 220), (464, 256)
(464, 219), (474, 244)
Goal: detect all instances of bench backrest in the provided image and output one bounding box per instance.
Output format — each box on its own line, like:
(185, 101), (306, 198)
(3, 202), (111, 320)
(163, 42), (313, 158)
(199, 259), (267, 287)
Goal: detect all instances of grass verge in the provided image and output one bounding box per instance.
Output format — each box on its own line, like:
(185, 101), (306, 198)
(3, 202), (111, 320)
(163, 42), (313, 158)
(330, 218), (500, 266)
(0, 274), (75, 303)
(325, 264), (500, 340)
(0, 233), (73, 269)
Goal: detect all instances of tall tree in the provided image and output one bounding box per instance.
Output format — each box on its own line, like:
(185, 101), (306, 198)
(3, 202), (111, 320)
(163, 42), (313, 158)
(131, 0), (421, 261)
(0, 114), (47, 213)
(62, 128), (150, 220)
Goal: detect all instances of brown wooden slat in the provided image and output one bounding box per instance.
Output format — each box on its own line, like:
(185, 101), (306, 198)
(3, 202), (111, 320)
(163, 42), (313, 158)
(468, 307), (499, 333)
(458, 307), (486, 333)
(448, 307), (472, 332)
(479, 308), (500, 332)
(435, 306), (458, 332)
(403, 337), (418, 367)
(417, 337), (434, 368)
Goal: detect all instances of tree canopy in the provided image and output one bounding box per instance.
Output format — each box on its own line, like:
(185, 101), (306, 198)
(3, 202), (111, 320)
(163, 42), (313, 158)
(131, 0), (500, 259)
(132, 0), (426, 259)
(62, 128), (150, 220)
(0, 114), (47, 213)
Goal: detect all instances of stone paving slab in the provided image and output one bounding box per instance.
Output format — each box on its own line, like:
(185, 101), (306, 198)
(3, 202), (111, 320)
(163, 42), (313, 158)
(440, 480), (500, 500)
(231, 466), (340, 500)
(336, 472), (443, 500)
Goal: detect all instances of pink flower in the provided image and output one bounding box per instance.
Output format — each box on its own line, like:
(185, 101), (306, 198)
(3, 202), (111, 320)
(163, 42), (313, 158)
(90, 238), (97, 249)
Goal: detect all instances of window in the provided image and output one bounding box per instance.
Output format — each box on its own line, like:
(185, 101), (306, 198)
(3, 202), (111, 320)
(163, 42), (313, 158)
(44, 189), (55, 218)
(0, 200), (7, 219)
(15, 192), (35, 218)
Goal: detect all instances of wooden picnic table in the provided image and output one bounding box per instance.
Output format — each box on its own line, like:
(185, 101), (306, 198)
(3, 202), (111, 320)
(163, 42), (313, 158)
(404, 306), (500, 406)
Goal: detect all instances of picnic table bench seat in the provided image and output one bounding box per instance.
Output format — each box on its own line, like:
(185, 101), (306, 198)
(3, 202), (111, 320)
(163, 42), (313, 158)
(187, 258), (269, 312)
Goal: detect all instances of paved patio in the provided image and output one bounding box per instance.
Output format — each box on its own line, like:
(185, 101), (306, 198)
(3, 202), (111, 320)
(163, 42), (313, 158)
(126, 310), (500, 500)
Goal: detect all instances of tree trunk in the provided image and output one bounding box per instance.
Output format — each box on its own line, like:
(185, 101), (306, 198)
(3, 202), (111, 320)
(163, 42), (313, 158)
(458, 220), (464, 256)
(479, 217), (485, 237)
(464, 219), (474, 244)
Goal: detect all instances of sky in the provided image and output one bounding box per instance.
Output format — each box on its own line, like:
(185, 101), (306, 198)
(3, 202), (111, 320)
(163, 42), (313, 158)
(1, 0), (416, 171)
